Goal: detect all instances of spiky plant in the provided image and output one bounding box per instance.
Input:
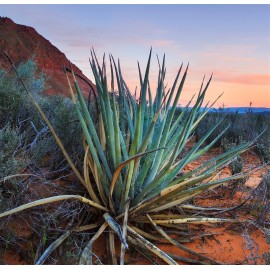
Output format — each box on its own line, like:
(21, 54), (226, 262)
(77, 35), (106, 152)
(1, 50), (253, 265)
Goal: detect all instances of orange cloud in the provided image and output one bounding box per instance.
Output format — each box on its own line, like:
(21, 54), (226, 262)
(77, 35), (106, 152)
(214, 73), (270, 86)
(208, 80), (270, 108)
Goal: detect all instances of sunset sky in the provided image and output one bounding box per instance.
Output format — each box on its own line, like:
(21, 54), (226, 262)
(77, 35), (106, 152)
(1, 4), (270, 107)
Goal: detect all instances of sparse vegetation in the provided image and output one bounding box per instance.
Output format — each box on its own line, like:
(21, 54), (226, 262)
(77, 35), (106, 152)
(196, 108), (270, 164)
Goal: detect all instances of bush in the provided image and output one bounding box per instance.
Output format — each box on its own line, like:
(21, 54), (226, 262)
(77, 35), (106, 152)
(0, 58), (83, 172)
(0, 125), (27, 178)
(0, 70), (21, 126)
(0, 58), (45, 128)
(254, 143), (270, 164)
(0, 126), (29, 214)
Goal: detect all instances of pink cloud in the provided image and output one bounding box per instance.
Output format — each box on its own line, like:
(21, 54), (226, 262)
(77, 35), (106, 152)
(151, 39), (175, 47)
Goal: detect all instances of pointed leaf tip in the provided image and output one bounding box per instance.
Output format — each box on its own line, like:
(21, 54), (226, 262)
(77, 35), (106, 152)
(149, 47), (152, 57)
(184, 63), (189, 73)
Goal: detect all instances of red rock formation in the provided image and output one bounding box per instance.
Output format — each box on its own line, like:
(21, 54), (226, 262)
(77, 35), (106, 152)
(0, 17), (96, 97)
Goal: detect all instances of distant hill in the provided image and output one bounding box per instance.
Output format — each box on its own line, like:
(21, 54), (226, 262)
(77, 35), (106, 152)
(209, 107), (270, 115)
(224, 107), (270, 114)
(183, 106), (270, 116)
(0, 17), (96, 97)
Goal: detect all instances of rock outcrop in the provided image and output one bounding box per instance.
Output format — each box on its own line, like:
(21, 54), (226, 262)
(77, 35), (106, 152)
(0, 17), (95, 97)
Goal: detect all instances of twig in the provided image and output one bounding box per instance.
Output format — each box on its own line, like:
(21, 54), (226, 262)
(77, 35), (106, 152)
(0, 174), (44, 184)
(211, 182), (264, 215)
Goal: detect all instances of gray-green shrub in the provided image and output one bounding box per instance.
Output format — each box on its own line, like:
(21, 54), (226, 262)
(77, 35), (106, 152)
(0, 58), (84, 172)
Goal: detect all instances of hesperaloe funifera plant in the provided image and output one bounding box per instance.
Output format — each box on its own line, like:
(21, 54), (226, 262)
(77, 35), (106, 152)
(1, 49), (253, 265)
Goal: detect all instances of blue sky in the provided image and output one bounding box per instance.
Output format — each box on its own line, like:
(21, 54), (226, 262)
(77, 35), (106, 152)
(1, 4), (269, 107)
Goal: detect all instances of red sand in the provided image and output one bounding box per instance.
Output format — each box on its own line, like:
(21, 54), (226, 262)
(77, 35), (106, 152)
(1, 148), (269, 265)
